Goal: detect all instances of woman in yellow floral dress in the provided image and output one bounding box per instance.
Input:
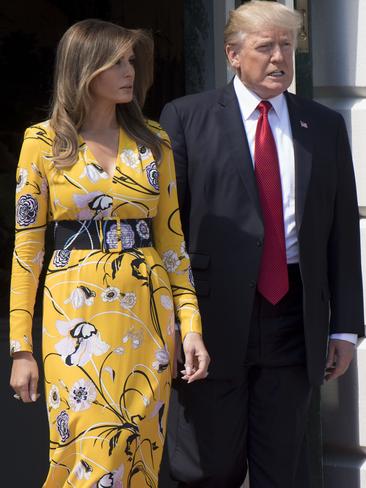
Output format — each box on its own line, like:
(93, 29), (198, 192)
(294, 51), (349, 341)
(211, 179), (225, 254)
(9, 19), (209, 487)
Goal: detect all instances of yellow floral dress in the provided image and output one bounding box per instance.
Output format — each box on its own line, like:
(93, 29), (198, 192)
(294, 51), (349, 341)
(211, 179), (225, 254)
(10, 121), (202, 487)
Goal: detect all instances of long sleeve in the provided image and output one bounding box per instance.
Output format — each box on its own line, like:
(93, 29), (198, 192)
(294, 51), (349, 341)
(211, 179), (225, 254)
(152, 131), (202, 340)
(9, 126), (49, 354)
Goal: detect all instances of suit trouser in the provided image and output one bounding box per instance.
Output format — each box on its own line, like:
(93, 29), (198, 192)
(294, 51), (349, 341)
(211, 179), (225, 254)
(159, 264), (313, 488)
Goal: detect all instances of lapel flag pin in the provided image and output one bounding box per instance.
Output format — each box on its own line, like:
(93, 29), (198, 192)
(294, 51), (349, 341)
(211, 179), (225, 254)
(300, 120), (308, 128)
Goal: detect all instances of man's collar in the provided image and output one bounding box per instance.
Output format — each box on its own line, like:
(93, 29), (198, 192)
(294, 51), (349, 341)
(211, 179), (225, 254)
(233, 75), (287, 120)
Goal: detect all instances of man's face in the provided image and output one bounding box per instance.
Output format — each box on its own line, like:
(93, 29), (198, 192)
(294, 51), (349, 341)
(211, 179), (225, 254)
(227, 28), (295, 99)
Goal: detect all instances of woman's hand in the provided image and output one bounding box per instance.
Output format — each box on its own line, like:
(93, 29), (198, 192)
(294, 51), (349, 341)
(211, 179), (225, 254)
(181, 332), (210, 383)
(10, 351), (40, 403)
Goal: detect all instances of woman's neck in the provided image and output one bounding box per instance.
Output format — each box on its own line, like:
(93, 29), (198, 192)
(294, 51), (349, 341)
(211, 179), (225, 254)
(81, 100), (119, 134)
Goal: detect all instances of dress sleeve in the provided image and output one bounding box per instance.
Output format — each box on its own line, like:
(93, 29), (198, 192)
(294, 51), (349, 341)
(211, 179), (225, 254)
(9, 126), (49, 354)
(152, 131), (202, 341)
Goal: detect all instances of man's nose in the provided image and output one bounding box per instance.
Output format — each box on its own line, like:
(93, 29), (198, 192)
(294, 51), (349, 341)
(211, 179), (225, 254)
(271, 45), (285, 62)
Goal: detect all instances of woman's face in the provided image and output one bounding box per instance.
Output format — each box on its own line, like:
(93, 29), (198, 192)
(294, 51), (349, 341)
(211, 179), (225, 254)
(89, 47), (135, 105)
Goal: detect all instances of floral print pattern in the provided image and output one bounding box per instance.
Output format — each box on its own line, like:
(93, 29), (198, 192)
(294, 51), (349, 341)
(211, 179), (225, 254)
(136, 219), (150, 240)
(10, 122), (202, 487)
(120, 223), (135, 248)
(16, 168), (28, 192)
(48, 385), (61, 409)
(56, 410), (70, 443)
(163, 249), (181, 272)
(53, 249), (71, 268)
(69, 378), (97, 412)
(16, 194), (38, 226)
(146, 161), (159, 190)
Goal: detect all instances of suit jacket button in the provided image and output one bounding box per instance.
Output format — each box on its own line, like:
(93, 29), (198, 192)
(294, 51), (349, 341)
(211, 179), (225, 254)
(256, 239), (263, 247)
(249, 281), (256, 288)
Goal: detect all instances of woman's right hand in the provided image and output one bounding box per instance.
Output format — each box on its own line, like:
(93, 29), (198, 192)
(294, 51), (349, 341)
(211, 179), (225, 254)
(10, 351), (40, 403)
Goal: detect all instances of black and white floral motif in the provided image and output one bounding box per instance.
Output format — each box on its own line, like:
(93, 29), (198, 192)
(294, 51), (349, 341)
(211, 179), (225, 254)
(163, 250), (180, 273)
(69, 378), (97, 412)
(81, 163), (109, 183)
(74, 192), (113, 220)
(56, 410), (70, 442)
(101, 287), (120, 302)
(152, 346), (170, 372)
(49, 385), (61, 409)
(120, 292), (137, 309)
(89, 194), (113, 213)
(16, 194), (38, 227)
(96, 464), (124, 487)
(55, 319), (110, 367)
(64, 286), (95, 309)
(146, 162), (159, 190)
(136, 220), (150, 240)
(75, 460), (93, 481)
(138, 145), (153, 161)
(16, 168), (28, 193)
(105, 224), (118, 249)
(121, 223), (135, 248)
(53, 250), (71, 268)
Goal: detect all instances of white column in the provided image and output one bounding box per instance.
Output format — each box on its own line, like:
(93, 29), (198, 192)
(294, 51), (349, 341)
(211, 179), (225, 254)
(312, 0), (366, 486)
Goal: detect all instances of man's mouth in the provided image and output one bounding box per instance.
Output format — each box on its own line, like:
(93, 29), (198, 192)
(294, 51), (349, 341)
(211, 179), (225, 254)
(267, 70), (285, 78)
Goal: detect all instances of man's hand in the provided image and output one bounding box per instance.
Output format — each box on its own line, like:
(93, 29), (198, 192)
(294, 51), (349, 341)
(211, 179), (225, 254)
(10, 351), (40, 403)
(181, 332), (210, 383)
(325, 339), (355, 381)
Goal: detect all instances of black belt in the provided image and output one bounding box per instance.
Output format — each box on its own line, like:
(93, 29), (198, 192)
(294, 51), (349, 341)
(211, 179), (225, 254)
(53, 219), (154, 252)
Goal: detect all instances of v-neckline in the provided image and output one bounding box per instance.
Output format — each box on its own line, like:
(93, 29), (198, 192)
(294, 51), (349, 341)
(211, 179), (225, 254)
(79, 128), (121, 179)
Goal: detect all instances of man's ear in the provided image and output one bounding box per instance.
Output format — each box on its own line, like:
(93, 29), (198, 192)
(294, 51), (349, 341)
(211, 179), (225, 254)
(225, 44), (240, 70)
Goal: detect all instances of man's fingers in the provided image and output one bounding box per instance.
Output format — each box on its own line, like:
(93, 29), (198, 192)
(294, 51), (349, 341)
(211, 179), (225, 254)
(326, 343), (336, 369)
(325, 339), (355, 381)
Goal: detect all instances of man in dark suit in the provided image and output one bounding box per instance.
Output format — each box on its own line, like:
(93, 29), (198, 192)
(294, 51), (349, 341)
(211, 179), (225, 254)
(159, 1), (364, 487)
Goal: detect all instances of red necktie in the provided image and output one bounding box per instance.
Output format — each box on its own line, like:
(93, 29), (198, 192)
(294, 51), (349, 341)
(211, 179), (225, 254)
(254, 101), (288, 304)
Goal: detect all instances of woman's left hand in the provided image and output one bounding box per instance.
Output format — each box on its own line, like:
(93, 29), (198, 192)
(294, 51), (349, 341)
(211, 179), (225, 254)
(181, 332), (210, 383)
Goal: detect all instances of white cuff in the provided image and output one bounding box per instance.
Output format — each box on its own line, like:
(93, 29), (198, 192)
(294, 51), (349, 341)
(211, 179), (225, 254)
(329, 333), (358, 345)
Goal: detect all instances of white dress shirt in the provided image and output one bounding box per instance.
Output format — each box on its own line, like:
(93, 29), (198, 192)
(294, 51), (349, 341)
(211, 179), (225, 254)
(233, 76), (356, 345)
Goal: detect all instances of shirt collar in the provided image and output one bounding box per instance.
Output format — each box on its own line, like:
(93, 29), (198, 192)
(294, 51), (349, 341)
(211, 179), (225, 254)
(233, 75), (287, 122)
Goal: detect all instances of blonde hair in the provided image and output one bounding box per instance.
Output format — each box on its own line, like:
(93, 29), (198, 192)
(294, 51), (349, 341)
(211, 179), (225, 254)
(49, 19), (164, 168)
(224, 0), (302, 48)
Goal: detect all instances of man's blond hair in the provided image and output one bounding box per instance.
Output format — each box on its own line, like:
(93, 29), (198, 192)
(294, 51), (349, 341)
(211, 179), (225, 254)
(224, 0), (302, 47)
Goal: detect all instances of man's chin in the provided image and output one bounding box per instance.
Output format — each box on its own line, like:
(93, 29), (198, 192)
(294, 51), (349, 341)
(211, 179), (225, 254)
(258, 80), (292, 99)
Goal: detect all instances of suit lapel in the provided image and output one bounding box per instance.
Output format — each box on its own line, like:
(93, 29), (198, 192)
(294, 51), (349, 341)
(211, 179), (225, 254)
(285, 92), (313, 232)
(218, 83), (263, 222)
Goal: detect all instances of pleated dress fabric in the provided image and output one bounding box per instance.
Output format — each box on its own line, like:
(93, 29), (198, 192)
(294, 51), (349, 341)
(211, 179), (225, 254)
(10, 121), (202, 487)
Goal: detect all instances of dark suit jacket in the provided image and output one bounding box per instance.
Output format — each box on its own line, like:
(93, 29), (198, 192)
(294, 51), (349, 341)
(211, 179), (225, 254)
(160, 82), (364, 385)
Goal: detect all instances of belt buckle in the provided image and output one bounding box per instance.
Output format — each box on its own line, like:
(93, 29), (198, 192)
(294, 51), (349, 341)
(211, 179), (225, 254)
(116, 219), (122, 252)
(100, 219), (122, 253)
